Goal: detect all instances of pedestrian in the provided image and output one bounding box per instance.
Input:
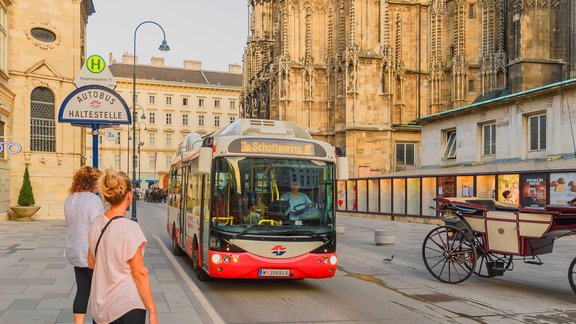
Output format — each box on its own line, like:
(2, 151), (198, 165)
(87, 170), (158, 324)
(64, 166), (103, 324)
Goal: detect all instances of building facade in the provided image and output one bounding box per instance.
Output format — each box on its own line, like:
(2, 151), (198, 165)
(241, 0), (575, 178)
(86, 55), (242, 189)
(1, 0), (94, 220)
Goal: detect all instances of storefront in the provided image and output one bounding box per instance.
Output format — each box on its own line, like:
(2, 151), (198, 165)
(337, 158), (576, 221)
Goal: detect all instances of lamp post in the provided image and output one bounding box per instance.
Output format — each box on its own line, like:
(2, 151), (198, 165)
(137, 121), (147, 189)
(132, 21), (170, 222)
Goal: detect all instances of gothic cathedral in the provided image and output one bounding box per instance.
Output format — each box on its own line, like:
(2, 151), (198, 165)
(241, 0), (575, 177)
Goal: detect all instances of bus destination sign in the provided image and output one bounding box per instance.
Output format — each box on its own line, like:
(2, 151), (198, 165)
(229, 138), (326, 157)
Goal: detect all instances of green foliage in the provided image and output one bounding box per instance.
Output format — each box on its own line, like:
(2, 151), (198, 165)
(17, 166), (35, 206)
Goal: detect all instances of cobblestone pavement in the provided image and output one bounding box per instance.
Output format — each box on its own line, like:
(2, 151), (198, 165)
(0, 219), (206, 324)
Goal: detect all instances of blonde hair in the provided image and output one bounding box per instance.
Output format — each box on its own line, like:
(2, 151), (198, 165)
(98, 169), (132, 205)
(69, 166), (102, 194)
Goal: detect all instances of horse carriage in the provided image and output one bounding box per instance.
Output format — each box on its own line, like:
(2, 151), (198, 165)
(422, 197), (576, 294)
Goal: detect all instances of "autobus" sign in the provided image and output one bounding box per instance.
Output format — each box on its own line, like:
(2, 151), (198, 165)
(58, 85), (131, 125)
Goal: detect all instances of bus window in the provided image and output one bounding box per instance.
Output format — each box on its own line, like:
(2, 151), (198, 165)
(210, 157), (335, 234)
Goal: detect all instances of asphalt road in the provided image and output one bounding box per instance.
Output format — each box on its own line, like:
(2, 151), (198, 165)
(136, 201), (576, 324)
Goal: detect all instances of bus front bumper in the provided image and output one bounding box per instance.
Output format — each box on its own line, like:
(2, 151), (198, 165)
(206, 251), (337, 279)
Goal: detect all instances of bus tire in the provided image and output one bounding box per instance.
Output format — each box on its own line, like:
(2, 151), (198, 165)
(171, 224), (184, 256)
(192, 239), (210, 281)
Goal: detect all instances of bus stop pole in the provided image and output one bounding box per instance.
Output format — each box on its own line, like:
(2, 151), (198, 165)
(92, 124), (99, 169)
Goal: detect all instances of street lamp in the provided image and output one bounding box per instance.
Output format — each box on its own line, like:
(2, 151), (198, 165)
(137, 121), (147, 189)
(128, 105), (147, 175)
(132, 21), (170, 222)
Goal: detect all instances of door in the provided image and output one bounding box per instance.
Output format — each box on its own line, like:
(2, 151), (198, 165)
(201, 174), (211, 270)
(179, 167), (188, 249)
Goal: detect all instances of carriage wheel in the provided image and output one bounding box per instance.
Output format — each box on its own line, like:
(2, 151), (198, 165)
(422, 225), (477, 284)
(472, 235), (513, 278)
(568, 257), (576, 294)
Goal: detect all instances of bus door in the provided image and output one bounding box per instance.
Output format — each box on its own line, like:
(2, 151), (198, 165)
(201, 174), (211, 270)
(179, 167), (189, 251)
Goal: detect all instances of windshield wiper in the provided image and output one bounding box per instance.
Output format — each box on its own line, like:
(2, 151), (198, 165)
(233, 224), (257, 239)
(289, 230), (329, 242)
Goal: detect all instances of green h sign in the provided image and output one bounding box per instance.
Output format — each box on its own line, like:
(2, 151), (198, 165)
(86, 55), (105, 74)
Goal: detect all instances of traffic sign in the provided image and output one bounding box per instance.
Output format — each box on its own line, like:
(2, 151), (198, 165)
(104, 129), (118, 142)
(58, 85), (132, 125)
(75, 54), (117, 89)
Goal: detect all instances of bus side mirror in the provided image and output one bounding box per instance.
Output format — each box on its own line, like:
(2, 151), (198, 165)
(336, 157), (349, 181)
(198, 147), (212, 174)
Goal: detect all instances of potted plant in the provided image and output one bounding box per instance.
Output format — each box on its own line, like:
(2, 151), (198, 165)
(9, 166), (40, 221)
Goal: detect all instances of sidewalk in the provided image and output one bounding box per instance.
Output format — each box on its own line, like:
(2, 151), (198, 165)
(0, 220), (208, 324)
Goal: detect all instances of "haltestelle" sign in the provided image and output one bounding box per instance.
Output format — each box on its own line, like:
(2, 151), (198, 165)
(58, 85), (131, 125)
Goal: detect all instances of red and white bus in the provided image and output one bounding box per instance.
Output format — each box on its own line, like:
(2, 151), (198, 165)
(167, 119), (348, 280)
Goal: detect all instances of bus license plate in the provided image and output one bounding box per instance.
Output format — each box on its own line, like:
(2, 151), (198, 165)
(258, 269), (290, 277)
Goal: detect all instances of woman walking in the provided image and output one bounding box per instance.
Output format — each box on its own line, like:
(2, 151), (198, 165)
(64, 166), (103, 324)
(87, 170), (157, 324)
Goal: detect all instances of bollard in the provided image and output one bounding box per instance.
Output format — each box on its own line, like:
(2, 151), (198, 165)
(375, 230), (395, 246)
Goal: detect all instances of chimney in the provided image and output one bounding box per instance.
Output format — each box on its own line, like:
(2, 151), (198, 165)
(151, 57), (164, 67)
(183, 60), (202, 70)
(109, 52), (113, 65)
(228, 64), (242, 74)
(122, 53), (138, 65)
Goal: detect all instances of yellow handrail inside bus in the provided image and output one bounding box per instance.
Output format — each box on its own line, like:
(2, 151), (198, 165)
(258, 219), (281, 226)
(214, 216), (234, 225)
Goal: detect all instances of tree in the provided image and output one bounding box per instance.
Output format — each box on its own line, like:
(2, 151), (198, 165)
(17, 166), (35, 206)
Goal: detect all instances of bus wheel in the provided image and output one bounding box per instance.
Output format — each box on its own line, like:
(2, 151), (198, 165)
(192, 240), (210, 281)
(171, 224), (184, 256)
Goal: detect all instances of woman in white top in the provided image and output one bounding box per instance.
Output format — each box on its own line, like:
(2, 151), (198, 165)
(87, 170), (157, 324)
(64, 166), (103, 324)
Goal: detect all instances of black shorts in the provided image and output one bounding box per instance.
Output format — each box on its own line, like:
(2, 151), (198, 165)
(110, 309), (146, 324)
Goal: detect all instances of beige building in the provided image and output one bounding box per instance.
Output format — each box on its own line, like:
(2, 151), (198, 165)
(0, 0), (94, 220)
(86, 54), (242, 189)
(242, 0), (575, 178)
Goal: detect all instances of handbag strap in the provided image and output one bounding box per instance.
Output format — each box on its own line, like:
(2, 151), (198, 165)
(94, 216), (124, 257)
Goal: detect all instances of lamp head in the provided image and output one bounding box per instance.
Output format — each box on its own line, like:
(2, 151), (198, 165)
(159, 40), (170, 51)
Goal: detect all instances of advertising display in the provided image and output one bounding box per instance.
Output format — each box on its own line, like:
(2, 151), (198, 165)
(521, 173), (547, 209)
(497, 174), (520, 204)
(337, 181), (347, 210)
(549, 173), (576, 205)
(437, 177), (455, 197)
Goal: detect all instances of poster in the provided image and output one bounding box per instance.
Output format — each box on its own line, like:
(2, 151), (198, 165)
(438, 177), (455, 197)
(497, 174), (520, 205)
(521, 173), (547, 209)
(549, 173), (576, 205)
(337, 181), (346, 210)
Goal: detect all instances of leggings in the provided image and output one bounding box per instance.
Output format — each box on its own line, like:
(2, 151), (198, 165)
(110, 309), (146, 324)
(73, 267), (93, 314)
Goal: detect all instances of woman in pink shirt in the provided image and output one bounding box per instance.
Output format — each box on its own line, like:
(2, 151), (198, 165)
(87, 170), (158, 324)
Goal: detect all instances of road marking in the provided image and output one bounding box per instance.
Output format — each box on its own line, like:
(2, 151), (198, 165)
(153, 235), (225, 324)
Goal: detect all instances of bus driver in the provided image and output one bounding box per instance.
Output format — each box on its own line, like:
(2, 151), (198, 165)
(281, 180), (312, 212)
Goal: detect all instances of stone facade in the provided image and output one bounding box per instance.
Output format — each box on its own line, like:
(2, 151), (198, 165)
(241, 0), (575, 177)
(418, 80), (576, 168)
(1, 0), (94, 220)
(86, 55), (242, 189)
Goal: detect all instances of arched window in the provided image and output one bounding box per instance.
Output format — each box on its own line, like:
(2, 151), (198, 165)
(30, 87), (55, 152)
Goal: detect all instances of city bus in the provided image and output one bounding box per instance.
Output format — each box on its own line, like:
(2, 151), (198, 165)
(166, 119), (348, 280)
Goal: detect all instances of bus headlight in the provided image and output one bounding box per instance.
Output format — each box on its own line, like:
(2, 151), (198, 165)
(329, 256), (337, 265)
(211, 253), (222, 264)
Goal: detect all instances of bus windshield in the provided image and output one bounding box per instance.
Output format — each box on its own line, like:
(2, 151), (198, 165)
(211, 157), (335, 234)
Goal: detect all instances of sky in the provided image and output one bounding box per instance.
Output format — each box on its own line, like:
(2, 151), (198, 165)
(87, 0), (249, 72)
